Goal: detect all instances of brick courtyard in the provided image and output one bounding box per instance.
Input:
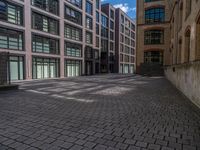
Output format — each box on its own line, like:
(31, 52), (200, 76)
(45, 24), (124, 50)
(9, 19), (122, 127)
(0, 75), (200, 150)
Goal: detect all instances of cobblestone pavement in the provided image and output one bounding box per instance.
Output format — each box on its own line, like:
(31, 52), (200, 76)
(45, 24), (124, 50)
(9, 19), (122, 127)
(0, 74), (200, 150)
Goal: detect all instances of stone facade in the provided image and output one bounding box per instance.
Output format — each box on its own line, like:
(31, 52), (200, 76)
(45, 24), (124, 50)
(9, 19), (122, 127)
(165, 0), (200, 108)
(136, 0), (200, 108)
(136, 0), (171, 74)
(0, 52), (9, 85)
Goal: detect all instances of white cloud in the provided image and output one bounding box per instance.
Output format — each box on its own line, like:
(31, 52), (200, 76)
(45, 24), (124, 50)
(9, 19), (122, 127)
(101, 0), (107, 2)
(113, 3), (136, 13)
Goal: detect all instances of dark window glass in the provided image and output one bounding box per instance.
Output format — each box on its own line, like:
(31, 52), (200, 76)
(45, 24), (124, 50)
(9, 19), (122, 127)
(96, 0), (99, 9)
(64, 24), (82, 41)
(0, 0), (23, 25)
(86, 32), (92, 44)
(86, 1), (92, 15)
(32, 12), (59, 35)
(32, 0), (59, 15)
(65, 41), (82, 57)
(101, 39), (108, 52)
(96, 11), (99, 22)
(66, 0), (82, 9)
(145, 7), (165, 24)
(32, 34), (59, 54)
(65, 5), (82, 25)
(86, 16), (93, 30)
(144, 30), (164, 44)
(85, 46), (93, 59)
(144, 51), (163, 64)
(0, 27), (23, 50)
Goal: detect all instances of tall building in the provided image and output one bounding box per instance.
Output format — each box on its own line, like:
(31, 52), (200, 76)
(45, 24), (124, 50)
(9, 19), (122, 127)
(115, 8), (136, 74)
(136, 0), (171, 75)
(101, 4), (116, 73)
(0, 0), (135, 82)
(136, 0), (200, 108)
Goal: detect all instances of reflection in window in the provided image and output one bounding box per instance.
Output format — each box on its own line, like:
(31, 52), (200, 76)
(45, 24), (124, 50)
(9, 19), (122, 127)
(0, 0), (23, 25)
(145, 7), (165, 24)
(65, 60), (81, 77)
(32, 34), (59, 54)
(144, 51), (163, 64)
(32, 57), (60, 79)
(9, 56), (24, 81)
(0, 27), (23, 50)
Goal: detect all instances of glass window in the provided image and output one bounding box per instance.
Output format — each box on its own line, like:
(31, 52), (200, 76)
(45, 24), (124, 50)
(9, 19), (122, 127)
(65, 42), (82, 57)
(86, 16), (93, 30)
(65, 5), (82, 25)
(31, 0), (59, 15)
(86, 1), (92, 15)
(144, 51), (163, 64)
(96, 0), (100, 9)
(65, 60), (81, 77)
(86, 32), (93, 44)
(144, 30), (164, 45)
(32, 34), (59, 54)
(32, 57), (60, 79)
(66, 0), (82, 9)
(64, 24), (82, 41)
(9, 56), (24, 81)
(0, 1), (23, 25)
(32, 12), (59, 35)
(96, 11), (99, 22)
(0, 27), (23, 50)
(145, 7), (165, 24)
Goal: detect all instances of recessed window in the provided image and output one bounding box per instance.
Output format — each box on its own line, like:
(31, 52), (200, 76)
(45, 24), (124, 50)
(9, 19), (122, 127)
(0, 0), (23, 25)
(144, 30), (164, 45)
(32, 34), (59, 54)
(145, 7), (165, 24)
(32, 12), (59, 35)
(86, 32), (93, 44)
(32, 57), (60, 79)
(9, 56), (24, 81)
(0, 27), (23, 51)
(65, 60), (81, 77)
(31, 0), (59, 15)
(66, 0), (82, 9)
(64, 24), (82, 41)
(86, 16), (93, 30)
(65, 6), (82, 25)
(65, 42), (82, 57)
(144, 51), (163, 64)
(86, 1), (92, 15)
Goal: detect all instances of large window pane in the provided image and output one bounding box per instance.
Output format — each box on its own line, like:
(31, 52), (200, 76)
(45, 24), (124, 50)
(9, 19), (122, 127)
(0, 1), (23, 25)
(32, 57), (60, 79)
(0, 27), (23, 50)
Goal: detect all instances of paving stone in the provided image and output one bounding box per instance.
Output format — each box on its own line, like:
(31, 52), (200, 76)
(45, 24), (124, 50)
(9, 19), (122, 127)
(148, 144), (161, 150)
(135, 141), (148, 148)
(0, 75), (199, 150)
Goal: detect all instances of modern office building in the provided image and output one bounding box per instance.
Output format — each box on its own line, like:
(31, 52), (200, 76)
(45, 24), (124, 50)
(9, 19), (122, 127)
(136, 0), (200, 107)
(100, 4), (116, 73)
(115, 8), (136, 74)
(0, 0), (135, 81)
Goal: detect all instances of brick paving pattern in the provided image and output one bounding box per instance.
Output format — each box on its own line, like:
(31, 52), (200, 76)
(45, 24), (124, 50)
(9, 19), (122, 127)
(0, 74), (200, 150)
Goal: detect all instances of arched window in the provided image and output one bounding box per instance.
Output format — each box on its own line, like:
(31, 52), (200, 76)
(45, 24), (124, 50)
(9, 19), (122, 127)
(196, 14), (200, 60)
(145, 7), (165, 24)
(178, 38), (182, 63)
(184, 27), (191, 62)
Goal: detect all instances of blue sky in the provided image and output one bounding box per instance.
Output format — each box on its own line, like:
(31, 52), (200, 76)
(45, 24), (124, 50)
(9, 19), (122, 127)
(101, 0), (136, 20)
